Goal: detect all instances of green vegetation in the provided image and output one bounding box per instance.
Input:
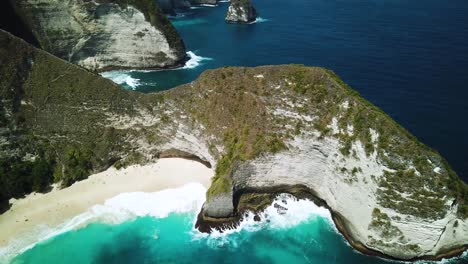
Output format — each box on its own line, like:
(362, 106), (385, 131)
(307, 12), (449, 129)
(0, 31), (141, 208)
(61, 146), (92, 187)
(368, 208), (421, 253)
(0, 156), (54, 211)
(207, 129), (286, 199)
(369, 208), (403, 239)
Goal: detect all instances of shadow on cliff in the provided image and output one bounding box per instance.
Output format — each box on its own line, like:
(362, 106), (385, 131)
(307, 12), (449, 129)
(0, 1), (39, 47)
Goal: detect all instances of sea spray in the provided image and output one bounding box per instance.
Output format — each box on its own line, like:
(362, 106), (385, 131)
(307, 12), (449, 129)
(100, 71), (142, 90)
(182, 51), (213, 69)
(192, 193), (333, 242)
(249, 17), (270, 24)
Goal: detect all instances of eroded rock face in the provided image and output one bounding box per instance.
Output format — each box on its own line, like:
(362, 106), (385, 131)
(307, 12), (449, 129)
(204, 192), (235, 218)
(9, 0), (186, 71)
(225, 0), (257, 23)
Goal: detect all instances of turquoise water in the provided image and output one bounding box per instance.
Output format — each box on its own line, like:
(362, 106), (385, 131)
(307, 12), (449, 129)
(11, 213), (468, 264)
(10, 189), (468, 264)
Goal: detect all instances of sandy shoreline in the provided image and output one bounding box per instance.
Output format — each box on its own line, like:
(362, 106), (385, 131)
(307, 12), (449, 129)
(0, 158), (213, 258)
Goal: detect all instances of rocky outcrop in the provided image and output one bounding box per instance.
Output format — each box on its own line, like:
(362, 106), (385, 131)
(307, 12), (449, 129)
(225, 0), (257, 24)
(8, 0), (186, 71)
(1, 30), (467, 261)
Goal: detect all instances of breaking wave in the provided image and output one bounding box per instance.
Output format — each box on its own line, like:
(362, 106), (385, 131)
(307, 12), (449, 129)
(182, 51), (213, 69)
(100, 71), (142, 90)
(192, 193), (333, 244)
(0, 183), (207, 263)
(250, 17), (270, 24)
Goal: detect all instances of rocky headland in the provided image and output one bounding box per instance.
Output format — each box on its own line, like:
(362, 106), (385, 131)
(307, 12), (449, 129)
(6, 0), (186, 71)
(225, 0), (257, 24)
(0, 26), (467, 262)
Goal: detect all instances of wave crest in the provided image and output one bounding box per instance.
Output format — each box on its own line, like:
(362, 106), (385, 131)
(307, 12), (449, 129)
(183, 51), (213, 69)
(100, 71), (142, 90)
(0, 183), (207, 262)
(192, 193), (332, 244)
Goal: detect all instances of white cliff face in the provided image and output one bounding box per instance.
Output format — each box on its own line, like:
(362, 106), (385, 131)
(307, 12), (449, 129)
(225, 0), (257, 23)
(231, 134), (467, 259)
(11, 0), (185, 71)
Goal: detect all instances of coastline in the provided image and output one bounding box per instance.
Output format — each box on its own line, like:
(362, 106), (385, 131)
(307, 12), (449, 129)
(0, 158), (213, 258)
(196, 186), (468, 262)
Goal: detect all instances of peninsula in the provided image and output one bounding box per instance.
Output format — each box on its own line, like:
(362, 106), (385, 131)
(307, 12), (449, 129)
(0, 29), (466, 261)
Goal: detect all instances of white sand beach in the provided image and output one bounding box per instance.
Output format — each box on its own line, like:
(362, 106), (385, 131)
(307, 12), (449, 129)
(0, 158), (213, 259)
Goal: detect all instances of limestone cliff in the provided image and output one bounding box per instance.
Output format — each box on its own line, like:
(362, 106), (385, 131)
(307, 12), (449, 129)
(8, 0), (186, 71)
(225, 0), (257, 24)
(0, 30), (467, 260)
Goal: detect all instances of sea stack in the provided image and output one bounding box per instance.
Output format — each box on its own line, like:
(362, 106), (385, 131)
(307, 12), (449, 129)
(225, 0), (257, 24)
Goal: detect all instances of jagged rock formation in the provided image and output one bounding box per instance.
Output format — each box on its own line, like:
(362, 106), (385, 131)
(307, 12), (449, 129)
(225, 0), (257, 24)
(1, 30), (467, 260)
(7, 0), (186, 71)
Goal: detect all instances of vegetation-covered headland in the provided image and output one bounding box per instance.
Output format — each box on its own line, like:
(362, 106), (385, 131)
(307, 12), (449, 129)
(0, 30), (467, 260)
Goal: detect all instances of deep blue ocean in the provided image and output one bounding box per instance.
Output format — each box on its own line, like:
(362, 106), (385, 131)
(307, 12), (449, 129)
(10, 0), (468, 263)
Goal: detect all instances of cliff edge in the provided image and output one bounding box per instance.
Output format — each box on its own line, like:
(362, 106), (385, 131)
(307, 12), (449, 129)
(8, 0), (186, 71)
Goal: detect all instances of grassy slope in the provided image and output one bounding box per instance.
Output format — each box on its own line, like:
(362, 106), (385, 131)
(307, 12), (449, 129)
(0, 30), (143, 205)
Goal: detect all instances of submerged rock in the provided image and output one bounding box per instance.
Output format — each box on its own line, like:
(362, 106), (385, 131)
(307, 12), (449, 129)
(225, 0), (257, 24)
(8, 0), (186, 71)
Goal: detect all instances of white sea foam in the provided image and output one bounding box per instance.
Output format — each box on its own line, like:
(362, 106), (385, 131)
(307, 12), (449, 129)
(199, 4), (217, 7)
(218, 0), (230, 3)
(192, 193), (333, 244)
(0, 183), (207, 263)
(250, 17), (270, 24)
(182, 51), (213, 69)
(100, 71), (142, 90)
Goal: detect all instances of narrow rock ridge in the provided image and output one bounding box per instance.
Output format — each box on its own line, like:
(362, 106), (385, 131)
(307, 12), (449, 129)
(8, 0), (186, 71)
(1, 31), (467, 261)
(225, 0), (257, 24)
